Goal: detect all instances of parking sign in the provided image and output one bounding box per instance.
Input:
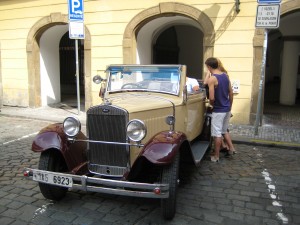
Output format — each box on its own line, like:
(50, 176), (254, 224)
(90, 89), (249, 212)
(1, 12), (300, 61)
(68, 0), (84, 21)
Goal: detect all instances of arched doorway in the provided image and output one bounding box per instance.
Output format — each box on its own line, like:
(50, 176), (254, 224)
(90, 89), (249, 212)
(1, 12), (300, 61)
(263, 9), (300, 126)
(252, 1), (300, 126)
(27, 13), (92, 110)
(123, 2), (215, 80)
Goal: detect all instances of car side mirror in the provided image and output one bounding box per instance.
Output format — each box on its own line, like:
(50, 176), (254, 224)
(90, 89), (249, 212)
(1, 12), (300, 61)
(93, 75), (105, 84)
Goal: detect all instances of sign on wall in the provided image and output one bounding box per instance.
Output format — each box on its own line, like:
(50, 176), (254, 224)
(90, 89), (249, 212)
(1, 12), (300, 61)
(231, 80), (240, 94)
(255, 4), (280, 28)
(68, 0), (84, 21)
(68, 0), (85, 39)
(69, 21), (85, 39)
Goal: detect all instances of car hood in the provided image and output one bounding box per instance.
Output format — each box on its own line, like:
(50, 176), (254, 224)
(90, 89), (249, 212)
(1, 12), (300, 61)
(105, 93), (181, 113)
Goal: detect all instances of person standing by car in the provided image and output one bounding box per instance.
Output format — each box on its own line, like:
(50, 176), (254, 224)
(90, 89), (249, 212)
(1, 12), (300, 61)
(205, 57), (236, 162)
(204, 59), (235, 153)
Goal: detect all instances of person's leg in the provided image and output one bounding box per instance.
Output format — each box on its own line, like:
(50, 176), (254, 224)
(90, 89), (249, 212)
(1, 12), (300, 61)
(221, 138), (229, 151)
(223, 132), (235, 152)
(211, 112), (226, 162)
(222, 112), (236, 154)
(213, 136), (222, 159)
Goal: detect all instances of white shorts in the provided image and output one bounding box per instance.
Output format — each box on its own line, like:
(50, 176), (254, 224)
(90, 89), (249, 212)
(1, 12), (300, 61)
(211, 112), (231, 137)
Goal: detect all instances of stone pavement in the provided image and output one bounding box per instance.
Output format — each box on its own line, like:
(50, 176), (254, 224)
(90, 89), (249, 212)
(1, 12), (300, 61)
(0, 105), (299, 149)
(0, 116), (299, 225)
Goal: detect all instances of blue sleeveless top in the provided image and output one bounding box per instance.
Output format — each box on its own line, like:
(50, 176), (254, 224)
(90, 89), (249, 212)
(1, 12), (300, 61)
(212, 73), (231, 112)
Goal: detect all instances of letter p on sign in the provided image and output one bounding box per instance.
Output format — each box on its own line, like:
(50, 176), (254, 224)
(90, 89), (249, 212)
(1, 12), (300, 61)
(68, 0), (84, 21)
(72, 0), (80, 13)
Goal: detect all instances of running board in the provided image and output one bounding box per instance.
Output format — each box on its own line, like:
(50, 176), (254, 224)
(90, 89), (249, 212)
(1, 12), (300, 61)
(191, 141), (210, 166)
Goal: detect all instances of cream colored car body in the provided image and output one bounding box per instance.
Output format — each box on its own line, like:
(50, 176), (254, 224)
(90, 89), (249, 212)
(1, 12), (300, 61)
(104, 65), (207, 165)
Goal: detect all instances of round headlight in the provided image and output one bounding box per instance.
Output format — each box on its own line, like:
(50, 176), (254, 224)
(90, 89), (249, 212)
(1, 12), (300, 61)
(63, 117), (81, 137)
(126, 119), (147, 142)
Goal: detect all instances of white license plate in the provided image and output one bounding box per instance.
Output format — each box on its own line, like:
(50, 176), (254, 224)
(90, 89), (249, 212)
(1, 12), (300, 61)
(33, 170), (73, 188)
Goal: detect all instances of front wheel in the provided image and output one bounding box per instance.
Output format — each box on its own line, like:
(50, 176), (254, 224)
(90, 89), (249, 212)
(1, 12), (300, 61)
(160, 151), (180, 220)
(38, 150), (68, 201)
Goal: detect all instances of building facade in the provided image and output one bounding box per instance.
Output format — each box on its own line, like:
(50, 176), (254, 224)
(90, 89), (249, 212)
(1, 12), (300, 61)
(0, 0), (299, 124)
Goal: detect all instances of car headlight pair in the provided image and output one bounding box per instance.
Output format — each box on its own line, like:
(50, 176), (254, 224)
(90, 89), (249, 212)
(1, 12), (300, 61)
(63, 117), (147, 143)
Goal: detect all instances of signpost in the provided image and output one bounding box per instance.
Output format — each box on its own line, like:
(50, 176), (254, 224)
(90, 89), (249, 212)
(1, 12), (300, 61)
(254, 0), (281, 135)
(68, 0), (84, 115)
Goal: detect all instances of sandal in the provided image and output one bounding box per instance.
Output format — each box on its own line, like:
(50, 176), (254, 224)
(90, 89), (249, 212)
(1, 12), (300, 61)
(211, 156), (219, 162)
(225, 149), (237, 158)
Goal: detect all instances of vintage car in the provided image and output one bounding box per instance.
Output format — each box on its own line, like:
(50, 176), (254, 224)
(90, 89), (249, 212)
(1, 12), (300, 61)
(23, 64), (211, 220)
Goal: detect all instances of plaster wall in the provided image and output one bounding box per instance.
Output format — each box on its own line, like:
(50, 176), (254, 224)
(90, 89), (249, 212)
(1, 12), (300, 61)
(0, 0), (298, 124)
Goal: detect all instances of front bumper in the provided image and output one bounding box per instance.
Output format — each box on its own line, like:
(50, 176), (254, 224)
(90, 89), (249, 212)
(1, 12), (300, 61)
(23, 168), (169, 199)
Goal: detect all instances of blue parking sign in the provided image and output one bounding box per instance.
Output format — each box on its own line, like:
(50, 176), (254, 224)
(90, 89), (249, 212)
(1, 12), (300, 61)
(68, 0), (84, 21)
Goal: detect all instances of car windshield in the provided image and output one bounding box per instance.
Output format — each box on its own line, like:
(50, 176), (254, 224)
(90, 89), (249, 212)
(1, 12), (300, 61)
(106, 65), (181, 95)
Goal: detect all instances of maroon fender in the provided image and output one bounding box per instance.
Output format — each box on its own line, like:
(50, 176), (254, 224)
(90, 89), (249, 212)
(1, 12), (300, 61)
(32, 123), (88, 175)
(140, 131), (187, 165)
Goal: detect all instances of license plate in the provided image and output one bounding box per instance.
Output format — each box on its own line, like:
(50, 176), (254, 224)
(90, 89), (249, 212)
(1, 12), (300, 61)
(32, 170), (73, 188)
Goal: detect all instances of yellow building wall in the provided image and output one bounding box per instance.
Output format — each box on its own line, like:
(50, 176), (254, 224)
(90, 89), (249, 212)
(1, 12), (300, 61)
(0, 0), (292, 123)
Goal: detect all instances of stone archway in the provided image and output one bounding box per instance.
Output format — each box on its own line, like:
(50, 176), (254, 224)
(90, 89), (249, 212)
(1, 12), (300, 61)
(251, 0), (300, 121)
(122, 2), (215, 77)
(26, 12), (92, 109)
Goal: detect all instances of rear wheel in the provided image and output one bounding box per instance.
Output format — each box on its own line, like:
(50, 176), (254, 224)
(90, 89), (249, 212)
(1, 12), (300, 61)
(160, 151), (180, 220)
(38, 150), (68, 201)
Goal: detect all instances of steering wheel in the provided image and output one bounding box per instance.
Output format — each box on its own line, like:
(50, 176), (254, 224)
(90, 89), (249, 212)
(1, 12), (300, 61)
(160, 86), (171, 92)
(121, 83), (141, 89)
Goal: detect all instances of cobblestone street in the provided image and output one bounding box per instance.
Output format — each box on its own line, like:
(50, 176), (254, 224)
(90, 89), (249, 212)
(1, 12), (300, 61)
(0, 116), (299, 225)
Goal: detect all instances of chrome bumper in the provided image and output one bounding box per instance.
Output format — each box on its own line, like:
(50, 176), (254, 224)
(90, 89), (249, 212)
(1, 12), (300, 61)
(23, 168), (169, 199)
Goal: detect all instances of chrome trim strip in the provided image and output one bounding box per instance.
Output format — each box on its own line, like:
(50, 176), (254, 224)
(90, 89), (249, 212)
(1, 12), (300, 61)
(70, 139), (144, 147)
(24, 168), (169, 199)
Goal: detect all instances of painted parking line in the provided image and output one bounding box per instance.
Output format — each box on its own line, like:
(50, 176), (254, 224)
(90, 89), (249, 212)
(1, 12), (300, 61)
(2, 132), (38, 145)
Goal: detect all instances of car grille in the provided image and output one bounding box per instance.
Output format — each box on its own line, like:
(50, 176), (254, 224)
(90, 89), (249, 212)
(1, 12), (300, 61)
(87, 105), (129, 177)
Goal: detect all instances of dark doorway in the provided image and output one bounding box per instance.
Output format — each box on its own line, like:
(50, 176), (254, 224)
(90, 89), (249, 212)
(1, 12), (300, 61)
(153, 27), (179, 64)
(59, 32), (85, 106)
(152, 25), (203, 78)
(264, 30), (283, 105)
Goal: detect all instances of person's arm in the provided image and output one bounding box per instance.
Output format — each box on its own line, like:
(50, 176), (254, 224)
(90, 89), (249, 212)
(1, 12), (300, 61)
(203, 71), (210, 86)
(228, 80), (233, 110)
(208, 77), (216, 105)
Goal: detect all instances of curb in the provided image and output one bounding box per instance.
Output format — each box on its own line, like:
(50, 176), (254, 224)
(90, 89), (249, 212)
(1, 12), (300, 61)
(231, 135), (300, 150)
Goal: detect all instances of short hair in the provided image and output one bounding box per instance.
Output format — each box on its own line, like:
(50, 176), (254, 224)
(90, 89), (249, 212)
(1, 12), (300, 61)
(205, 57), (219, 69)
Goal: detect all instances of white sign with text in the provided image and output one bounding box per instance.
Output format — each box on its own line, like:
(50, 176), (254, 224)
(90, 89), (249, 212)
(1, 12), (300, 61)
(256, 4), (280, 28)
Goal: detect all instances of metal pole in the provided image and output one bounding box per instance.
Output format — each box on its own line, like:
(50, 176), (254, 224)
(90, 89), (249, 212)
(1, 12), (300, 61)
(254, 29), (268, 135)
(75, 39), (80, 115)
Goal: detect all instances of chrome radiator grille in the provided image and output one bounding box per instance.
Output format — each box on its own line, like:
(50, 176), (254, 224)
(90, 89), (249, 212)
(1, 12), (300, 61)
(87, 105), (129, 176)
